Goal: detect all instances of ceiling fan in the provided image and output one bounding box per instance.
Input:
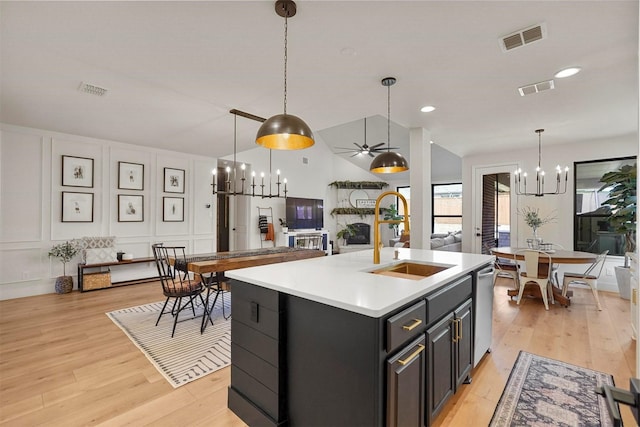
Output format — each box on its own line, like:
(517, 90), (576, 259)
(334, 118), (398, 158)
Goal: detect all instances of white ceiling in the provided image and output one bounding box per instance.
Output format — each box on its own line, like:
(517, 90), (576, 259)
(1, 1), (638, 169)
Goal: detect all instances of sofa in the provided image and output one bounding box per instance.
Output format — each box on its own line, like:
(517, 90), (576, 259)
(390, 231), (462, 252)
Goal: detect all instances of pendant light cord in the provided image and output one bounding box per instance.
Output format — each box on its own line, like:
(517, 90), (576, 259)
(283, 12), (288, 115)
(387, 83), (391, 152)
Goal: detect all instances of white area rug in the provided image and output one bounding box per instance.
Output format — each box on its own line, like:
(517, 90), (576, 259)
(106, 295), (231, 388)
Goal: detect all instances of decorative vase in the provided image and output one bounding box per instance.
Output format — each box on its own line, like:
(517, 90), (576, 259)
(55, 276), (73, 294)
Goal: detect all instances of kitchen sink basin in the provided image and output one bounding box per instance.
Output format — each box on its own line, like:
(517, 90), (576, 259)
(369, 262), (452, 280)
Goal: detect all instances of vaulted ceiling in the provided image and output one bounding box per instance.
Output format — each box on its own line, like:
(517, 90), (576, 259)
(1, 1), (637, 171)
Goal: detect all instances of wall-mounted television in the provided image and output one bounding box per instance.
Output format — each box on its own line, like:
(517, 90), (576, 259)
(285, 197), (324, 230)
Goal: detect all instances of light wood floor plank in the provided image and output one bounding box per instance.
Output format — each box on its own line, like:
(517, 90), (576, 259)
(0, 278), (635, 426)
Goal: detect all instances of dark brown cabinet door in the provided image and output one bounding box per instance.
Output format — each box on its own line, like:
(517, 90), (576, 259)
(426, 313), (454, 424)
(387, 335), (426, 427)
(454, 299), (473, 388)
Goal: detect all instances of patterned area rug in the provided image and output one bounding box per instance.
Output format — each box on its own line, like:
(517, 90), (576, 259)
(106, 295), (231, 388)
(490, 351), (616, 426)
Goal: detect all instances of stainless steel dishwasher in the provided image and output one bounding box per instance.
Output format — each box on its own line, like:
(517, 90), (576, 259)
(474, 265), (495, 367)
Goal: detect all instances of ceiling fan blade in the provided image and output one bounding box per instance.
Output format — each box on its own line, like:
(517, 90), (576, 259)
(335, 147), (358, 151)
(368, 152), (375, 158)
(353, 143), (365, 151)
(372, 146), (399, 152)
(350, 152), (361, 158)
(369, 142), (385, 150)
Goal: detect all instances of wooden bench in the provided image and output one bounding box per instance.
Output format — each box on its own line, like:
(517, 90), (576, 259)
(78, 257), (157, 292)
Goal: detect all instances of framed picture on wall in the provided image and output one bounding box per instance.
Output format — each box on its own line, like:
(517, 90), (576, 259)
(118, 195), (144, 222)
(164, 167), (185, 193)
(62, 191), (94, 222)
(118, 162), (144, 190)
(163, 197), (184, 222)
(62, 155), (94, 188)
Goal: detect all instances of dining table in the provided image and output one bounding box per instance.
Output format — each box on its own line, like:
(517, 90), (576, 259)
(171, 246), (326, 331)
(491, 246), (597, 307)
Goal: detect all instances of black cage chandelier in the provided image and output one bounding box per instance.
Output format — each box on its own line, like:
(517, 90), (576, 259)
(211, 109), (288, 199)
(513, 129), (569, 197)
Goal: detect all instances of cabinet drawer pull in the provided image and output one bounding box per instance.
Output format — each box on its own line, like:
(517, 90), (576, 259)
(398, 344), (425, 366)
(452, 318), (458, 343)
(457, 319), (463, 341)
(402, 318), (423, 331)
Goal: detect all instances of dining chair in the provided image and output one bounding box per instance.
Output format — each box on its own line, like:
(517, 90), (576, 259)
(485, 244), (518, 289)
(514, 249), (553, 310)
(199, 271), (231, 333)
(561, 250), (609, 311)
(542, 242), (565, 287)
(151, 243), (208, 337)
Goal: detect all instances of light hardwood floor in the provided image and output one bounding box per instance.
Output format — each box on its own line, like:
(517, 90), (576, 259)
(0, 277), (635, 426)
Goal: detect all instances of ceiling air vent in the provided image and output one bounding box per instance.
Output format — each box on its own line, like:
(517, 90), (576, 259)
(500, 23), (547, 52)
(518, 79), (555, 96)
(78, 82), (108, 96)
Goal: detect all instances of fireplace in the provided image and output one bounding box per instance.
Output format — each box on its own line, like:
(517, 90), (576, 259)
(347, 223), (371, 245)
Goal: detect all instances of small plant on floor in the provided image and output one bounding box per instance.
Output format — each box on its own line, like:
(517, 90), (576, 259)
(49, 240), (80, 294)
(48, 240), (80, 276)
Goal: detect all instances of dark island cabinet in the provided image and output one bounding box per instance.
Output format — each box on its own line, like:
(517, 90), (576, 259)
(387, 334), (426, 427)
(228, 271), (478, 427)
(425, 298), (473, 425)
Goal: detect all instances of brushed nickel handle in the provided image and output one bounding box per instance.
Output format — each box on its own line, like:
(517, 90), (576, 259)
(398, 344), (425, 366)
(402, 318), (422, 331)
(457, 319), (463, 341)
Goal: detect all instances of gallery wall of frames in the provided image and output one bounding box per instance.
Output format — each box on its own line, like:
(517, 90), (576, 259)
(0, 124), (217, 300)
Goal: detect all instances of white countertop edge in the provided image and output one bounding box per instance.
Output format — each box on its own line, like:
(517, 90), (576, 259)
(226, 247), (494, 318)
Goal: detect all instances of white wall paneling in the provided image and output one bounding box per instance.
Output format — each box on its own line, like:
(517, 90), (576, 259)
(0, 130), (44, 242)
(194, 237), (215, 254)
(0, 123), (220, 300)
(193, 159), (217, 236)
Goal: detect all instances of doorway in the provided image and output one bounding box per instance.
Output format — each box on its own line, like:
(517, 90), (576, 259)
(473, 164), (518, 253)
(215, 164), (251, 252)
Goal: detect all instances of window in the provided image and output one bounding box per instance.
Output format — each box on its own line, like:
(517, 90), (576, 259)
(574, 156), (636, 256)
(432, 183), (462, 234)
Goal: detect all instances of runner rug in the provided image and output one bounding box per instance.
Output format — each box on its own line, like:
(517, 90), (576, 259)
(490, 351), (617, 426)
(106, 296), (231, 388)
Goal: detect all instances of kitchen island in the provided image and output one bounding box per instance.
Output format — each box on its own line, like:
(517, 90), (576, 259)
(226, 247), (494, 427)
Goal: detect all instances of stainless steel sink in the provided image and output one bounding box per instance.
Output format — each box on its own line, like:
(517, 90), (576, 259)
(369, 262), (452, 280)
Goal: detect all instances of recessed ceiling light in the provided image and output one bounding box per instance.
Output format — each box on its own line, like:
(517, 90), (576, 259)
(429, 140), (434, 144)
(554, 67), (581, 78)
(420, 105), (436, 113)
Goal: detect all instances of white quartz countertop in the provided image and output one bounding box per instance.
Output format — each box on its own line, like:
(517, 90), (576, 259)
(226, 247), (494, 318)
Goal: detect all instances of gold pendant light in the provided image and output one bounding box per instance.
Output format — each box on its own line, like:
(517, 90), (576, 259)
(370, 77), (409, 173)
(256, 0), (314, 150)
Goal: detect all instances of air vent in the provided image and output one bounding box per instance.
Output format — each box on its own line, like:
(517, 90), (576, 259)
(500, 23), (547, 52)
(518, 79), (555, 96)
(78, 82), (108, 96)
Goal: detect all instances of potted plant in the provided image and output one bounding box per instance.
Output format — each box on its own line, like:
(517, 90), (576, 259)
(48, 240), (80, 294)
(382, 204), (404, 236)
(518, 206), (556, 248)
(336, 224), (358, 247)
(599, 162), (636, 299)
(279, 218), (289, 233)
